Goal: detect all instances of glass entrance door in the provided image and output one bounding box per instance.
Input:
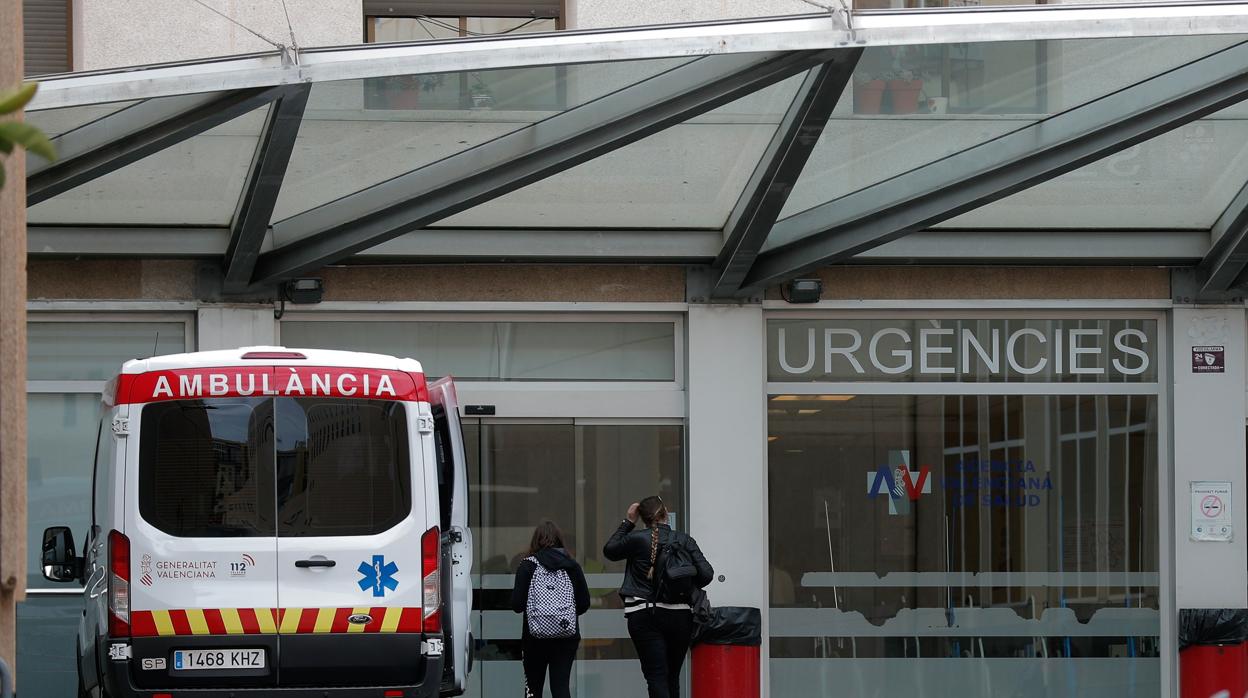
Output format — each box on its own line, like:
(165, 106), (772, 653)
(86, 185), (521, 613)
(767, 394), (1161, 697)
(459, 420), (684, 698)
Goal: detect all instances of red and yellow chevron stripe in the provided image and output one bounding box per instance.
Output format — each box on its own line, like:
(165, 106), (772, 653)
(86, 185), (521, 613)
(130, 607), (423, 637)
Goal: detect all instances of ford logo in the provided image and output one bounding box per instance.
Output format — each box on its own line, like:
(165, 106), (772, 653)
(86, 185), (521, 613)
(347, 614), (373, 626)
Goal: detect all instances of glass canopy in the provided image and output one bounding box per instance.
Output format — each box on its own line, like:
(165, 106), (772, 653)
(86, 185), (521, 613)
(270, 57), (695, 233)
(21, 10), (1248, 297)
(29, 102), (270, 226)
(776, 36), (1246, 223)
(938, 101), (1248, 230)
(25, 100), (138, 138)
(437, 73), (806, 230)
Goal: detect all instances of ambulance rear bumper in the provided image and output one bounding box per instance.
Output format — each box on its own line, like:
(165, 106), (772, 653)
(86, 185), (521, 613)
(101, 654), (444, 698)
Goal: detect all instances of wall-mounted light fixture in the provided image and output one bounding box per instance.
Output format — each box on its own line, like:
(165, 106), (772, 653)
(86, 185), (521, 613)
(285, 278), (324, 305)
(274, 277), (324, 319)
(782, 278), (823, 304)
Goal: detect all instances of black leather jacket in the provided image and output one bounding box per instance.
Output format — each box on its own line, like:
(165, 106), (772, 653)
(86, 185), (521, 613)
(602, 520), (714, 601)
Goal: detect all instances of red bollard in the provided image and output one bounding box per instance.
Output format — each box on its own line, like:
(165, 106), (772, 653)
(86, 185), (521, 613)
(691, 643), (760, 698)
(1180, 641), (1248, 698)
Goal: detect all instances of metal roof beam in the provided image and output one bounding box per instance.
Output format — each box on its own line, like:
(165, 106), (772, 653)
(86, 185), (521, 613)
(27, 87), (285, 206)
(25, 226), (1206, 264)
(862, 229), (1208, 265)
(30, 5), (1248, 109)
(222, 84), (311, 293)
(27, 226), (232, 256)
(248, 50), (835, 288)
(710, 50), (861, 299)
(740, 40), (1248, 296)
(1194, 180), (1248, 295)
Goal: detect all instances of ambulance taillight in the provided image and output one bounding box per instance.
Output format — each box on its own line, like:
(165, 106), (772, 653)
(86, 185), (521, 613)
(420, 526), (440, 633)
(108, 530), (130, 637)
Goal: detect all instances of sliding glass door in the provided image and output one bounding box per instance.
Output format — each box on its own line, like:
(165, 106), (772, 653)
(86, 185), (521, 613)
(461, 420), (685, 698)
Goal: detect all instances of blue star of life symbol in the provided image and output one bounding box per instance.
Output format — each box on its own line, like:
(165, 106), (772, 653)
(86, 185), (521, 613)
(357, 555), (399, 598)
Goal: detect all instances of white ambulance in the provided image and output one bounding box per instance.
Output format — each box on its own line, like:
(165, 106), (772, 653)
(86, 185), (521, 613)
(40, 348), (474, 698)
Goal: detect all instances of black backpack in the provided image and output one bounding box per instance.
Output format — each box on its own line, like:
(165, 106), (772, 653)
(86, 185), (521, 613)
(652, 533), (698, 604)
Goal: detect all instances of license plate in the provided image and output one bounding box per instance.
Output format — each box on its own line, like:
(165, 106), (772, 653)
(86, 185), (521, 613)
(173, 649), (265, 671)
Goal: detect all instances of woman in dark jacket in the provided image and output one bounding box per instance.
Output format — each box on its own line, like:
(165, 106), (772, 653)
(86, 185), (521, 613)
(603, 495), (713, 698)
(511, 520), (590, 698)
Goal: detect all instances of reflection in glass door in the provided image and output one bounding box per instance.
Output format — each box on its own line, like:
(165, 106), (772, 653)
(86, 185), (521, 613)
(768, 394), (1160, 697)
(460, 420), (685, 698)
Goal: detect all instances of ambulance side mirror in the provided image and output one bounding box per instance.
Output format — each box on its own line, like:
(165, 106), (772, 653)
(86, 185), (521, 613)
(41, 526), (80, 583)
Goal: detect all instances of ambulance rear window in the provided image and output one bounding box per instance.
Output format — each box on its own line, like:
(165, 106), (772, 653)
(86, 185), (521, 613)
(138, 398), (276, 537)
(138, 397), (412, 538)
(275, 398), (411, 537)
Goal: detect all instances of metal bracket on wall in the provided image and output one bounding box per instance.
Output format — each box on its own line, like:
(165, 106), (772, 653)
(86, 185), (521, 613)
(1171, 268), (1246, 305)
(195, 262), (278, 303)
(687, 266), (762, 305)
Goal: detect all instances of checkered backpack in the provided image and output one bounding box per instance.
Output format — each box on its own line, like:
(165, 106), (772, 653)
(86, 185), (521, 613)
(524, 556), (577, 639)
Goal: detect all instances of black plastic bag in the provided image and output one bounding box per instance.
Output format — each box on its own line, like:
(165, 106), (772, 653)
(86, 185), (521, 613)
(693, 606), (761, 646)
(1179, 608), (1248, 649)
(690, 587), (713, 626)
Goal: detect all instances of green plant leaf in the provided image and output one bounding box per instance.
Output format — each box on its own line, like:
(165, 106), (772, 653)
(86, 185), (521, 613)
(0, 122), (55, 160)
(0, 83), (38, 116)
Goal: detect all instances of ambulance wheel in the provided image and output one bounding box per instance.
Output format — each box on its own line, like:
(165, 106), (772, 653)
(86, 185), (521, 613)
(78, 673), (108, 698)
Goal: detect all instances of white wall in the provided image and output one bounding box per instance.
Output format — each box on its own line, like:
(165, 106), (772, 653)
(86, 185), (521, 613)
(1172, 307), (1248, 612)
(567, 0), (814, 29)
(197, 305), (277, 350)
(76, 0), (362, 70)
(686, 305), (769, 693)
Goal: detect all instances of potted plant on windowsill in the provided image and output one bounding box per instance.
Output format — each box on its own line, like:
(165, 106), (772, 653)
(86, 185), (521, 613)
(886, 69), (924, 115)
(853, 74), (887, 114)
(383, 73), (446, 110)
(469, 74), (495, 110)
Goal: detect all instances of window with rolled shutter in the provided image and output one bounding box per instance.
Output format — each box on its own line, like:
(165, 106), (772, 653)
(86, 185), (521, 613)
(362, 1), (561, 19)
(23, 0), (71, 77)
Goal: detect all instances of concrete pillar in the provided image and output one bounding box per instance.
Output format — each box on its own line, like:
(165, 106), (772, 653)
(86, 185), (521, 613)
(686, 305), (768, 694)
(0, 0), (27, 677)
(196, 306), (278, 351)
(1172, 307), (1248, 607)
(1171, 307), (1248, 693)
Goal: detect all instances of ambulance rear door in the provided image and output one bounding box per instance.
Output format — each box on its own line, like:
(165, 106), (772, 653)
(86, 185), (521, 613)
(272, 369), (433, 687)
(126, 389), (280, 691)
(429, 376), (472, 695)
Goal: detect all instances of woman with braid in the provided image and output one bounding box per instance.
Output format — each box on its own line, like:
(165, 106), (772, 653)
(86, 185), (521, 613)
(603, 496), (713, 698)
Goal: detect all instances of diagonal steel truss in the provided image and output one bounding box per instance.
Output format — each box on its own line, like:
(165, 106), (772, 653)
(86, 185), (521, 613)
(735, 40), (1248, 297)
(222, 84), (311, 293)
(27, 87), (286, 206)
(246, 50), (839, 289)
(25, 39), (1248, 297)
(1195, 180), (1248, 296)
(709, 50), (862, 299)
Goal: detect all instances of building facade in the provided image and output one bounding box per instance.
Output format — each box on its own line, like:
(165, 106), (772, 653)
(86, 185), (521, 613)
(17, 3), (1248, 697)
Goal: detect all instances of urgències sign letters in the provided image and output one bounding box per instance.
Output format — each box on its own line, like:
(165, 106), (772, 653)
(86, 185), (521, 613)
(768, 319), (1156, 382)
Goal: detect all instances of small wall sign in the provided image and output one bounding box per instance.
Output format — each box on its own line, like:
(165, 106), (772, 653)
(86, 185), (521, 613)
(1192, 346), (1225, 373)
(1191, 481), (1233, 542)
